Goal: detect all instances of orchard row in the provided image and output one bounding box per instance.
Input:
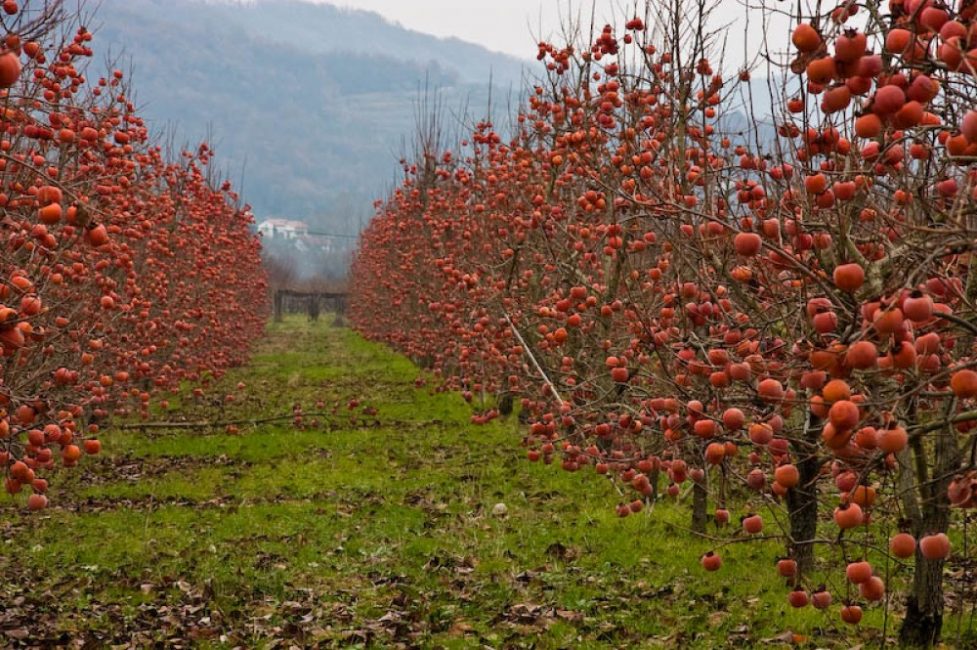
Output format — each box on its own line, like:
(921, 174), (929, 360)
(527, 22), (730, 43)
(352, 0), (977, 645)
(1, 2), (267, 508)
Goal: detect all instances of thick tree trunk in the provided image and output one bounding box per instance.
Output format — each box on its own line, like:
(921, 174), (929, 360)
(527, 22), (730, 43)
(786, 413), (820, 574)
(899, 421), (961, 647)
(901, 549), (946, 647)
(786, 448), (819, 574)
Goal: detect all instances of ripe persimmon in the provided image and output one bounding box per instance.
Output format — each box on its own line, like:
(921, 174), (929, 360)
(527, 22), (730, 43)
(792, 23), (821, 52)
(0, 51), (20, 87)
(833, 263), (864, 291)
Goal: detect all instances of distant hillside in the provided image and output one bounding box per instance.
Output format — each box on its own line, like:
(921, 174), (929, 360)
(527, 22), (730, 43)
(92, 0), (531, 234)
(201, 0), (527, 86)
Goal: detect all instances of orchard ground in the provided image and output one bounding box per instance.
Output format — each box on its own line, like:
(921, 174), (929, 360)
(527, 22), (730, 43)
(1, 316), (975, 648)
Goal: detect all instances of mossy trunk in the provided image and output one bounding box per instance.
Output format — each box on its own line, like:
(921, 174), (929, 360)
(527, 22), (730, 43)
(900, 422), (960, 647)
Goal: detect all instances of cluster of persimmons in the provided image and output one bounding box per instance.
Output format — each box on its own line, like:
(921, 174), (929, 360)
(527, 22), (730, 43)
(1, 2), (267, 509)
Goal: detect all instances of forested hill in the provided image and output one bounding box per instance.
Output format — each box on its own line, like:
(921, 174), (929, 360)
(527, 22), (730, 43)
(93, 0), (529, 232)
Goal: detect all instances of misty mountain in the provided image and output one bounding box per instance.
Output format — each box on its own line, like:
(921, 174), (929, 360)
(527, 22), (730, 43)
(91, 0), (532, 234)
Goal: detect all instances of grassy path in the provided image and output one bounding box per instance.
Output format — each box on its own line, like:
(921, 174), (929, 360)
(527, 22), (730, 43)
(0, 318), (907, 648)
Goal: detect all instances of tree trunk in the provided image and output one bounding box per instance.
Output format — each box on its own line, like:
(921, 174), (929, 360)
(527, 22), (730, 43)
(900, 421), (961, 647)
(498, 393), (514, 417)
(273, 289), (283, 322)
(786, 449), (819, 575)
(901, 549), (946, 647)
(786, 413), (820, 574)
(692, 474), (708, 534)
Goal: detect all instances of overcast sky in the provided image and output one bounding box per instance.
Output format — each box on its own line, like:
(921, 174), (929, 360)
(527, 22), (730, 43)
(309, 1), (788, 64)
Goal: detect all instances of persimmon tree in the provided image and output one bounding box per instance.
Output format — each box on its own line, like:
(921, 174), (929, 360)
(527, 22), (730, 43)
(352, 0), (977, 645)
(1, 1), (267, 509)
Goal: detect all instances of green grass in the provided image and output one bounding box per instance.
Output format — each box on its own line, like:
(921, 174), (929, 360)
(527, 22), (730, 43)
(0, 316), (971, 647)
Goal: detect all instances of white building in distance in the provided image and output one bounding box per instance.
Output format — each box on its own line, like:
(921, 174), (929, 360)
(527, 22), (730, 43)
(257, 218), (309, 240)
